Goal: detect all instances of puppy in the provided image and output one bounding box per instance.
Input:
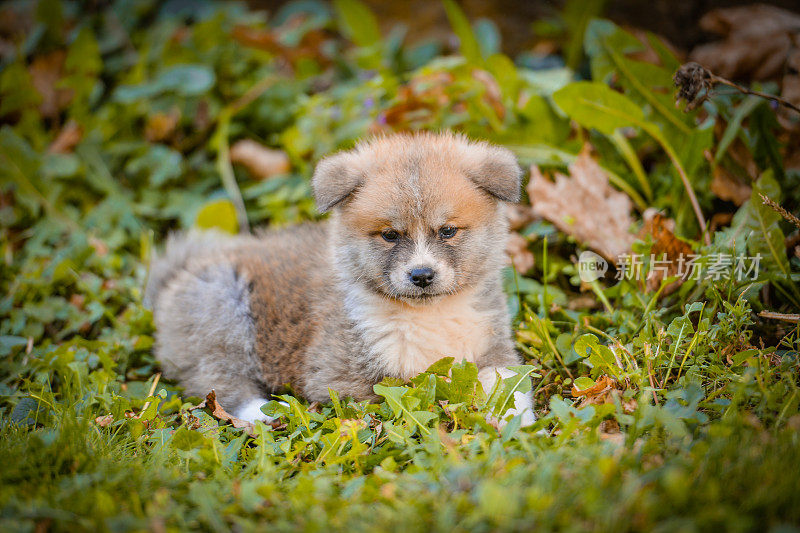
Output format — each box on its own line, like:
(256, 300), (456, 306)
(145, 132), (534, 426)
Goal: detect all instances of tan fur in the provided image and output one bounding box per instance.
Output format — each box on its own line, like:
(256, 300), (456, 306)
(147, 132), (533, 424)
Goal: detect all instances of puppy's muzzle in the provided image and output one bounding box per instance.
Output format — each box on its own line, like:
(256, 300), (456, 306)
(409, 267), (435, 288)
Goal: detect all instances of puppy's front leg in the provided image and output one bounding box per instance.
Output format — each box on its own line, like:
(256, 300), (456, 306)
(478, 366), (535, 427)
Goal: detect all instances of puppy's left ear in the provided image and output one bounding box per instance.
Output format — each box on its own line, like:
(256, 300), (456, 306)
(312, 151), (362, 213)
(466, 145), (522, 202)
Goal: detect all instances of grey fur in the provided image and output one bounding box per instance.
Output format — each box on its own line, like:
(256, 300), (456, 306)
(311, 151), (363, 212)
(465, 143), (522, 203)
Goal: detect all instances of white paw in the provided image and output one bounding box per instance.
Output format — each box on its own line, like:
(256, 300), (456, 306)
(504, 390), (536, 427)
(233, 398), (275, 424)
(478, 367), (536, 428)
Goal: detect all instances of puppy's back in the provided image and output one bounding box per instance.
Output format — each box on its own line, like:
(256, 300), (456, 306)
(146, 223), (331, 407)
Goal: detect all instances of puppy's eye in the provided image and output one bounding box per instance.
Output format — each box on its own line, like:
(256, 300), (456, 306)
(439, 225), (458, 239)
(381, 229), (400, 242)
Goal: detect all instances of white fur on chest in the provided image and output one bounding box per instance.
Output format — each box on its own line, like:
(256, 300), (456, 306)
(344, 286), (494, 380)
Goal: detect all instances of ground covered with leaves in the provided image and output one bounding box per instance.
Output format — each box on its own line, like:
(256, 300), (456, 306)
(1, 1), (799, 531)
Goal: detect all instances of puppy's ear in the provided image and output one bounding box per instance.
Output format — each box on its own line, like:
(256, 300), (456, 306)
(312, 151), (362, 212)
(465, 145), (522, 203)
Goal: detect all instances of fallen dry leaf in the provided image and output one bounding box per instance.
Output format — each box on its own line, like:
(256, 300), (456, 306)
(527, 148), (635, 263)
(506, 232), (534, 274)
(566, 294), (599, 310)
(200, 390), (257, 436)
(471, 69), (505, 120)
(598, 419), (624, 445)
(690, 4), (800, 81)
(709, 212), (735, 235)
(640, 210), (694, 294)
(626, 26), (684, 68)
(145, 110), (180, 143)
(375, 68), (505, 132)
(94, 414), (114, 427)
(711, 164), (751, 205)
(572, 375), (636, 413)
(48, 120), (82, 154)
(28, 51), (73, 118)
(506, 203), (536, 231)
(572, 375), (615, 398)
(378, 71), (454, 131)
(232, 19), (332, 70)
(230, 140), (291, 180)
(782, 41), (800, 123)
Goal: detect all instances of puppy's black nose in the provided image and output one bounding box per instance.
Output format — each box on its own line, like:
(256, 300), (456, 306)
(409, 267), (435, 288)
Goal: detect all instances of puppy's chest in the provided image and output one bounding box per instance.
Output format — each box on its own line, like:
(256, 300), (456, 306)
(350, 293), (495, 380)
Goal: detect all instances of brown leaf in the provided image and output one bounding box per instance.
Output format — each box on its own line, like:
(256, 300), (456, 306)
(231, 21), (331, 69)
(48, 120), (82, 154)
(230, 140), (291, 180)
(571, 375), (615, 398)
(640, 210), (694, 294)
(626, 27), (684, 67)
(202, 390), (257, 436)
(527, 148), (635, 263)
(145, 110), (180, 143)
(710, 212), (734, 234)
(95, 414), (114, 427)
(598, 419), (624, 445)
(572, 375), (636, 414)
(378, 72), (453, 131)
(506, 203), (536, 231)
(781, 44), (800, 126)
(471, 69), (505, 120)
(505, 232), (534, 274)
(690, 5), (800, 80)
(28, 51), (73, 118)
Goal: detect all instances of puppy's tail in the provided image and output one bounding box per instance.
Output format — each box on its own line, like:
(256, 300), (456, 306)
(143, 231), (232, 309)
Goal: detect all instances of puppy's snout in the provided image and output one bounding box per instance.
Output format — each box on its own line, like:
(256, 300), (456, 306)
(409, 267), (435, 288)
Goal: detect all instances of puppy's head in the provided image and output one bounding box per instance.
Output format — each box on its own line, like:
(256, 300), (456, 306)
(313, 132), (520, 304)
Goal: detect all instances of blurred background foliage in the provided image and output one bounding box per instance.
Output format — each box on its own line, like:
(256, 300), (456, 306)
(0, 0), (799, 530)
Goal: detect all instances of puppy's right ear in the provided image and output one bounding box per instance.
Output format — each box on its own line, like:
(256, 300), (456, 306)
(312, 151), (362, 213)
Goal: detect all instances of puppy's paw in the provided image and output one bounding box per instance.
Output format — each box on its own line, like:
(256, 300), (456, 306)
(501, 390), (536, 427)
(234, 398), (276, 424)
(478, 366), (536, 428)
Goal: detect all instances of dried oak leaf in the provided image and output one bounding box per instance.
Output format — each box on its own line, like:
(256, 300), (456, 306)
(690, 5), (800, 81)
(230, 140), (291, 180)
(527, 149), (635, 263)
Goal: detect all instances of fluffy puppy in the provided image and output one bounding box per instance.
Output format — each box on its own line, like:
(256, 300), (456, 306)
(145, 132), (534, 425)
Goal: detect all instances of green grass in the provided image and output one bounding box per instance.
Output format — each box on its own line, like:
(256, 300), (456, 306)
(1, 0), (799, 531)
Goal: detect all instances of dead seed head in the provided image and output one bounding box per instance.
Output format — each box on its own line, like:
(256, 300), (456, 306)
(674, 62), (714, 111)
